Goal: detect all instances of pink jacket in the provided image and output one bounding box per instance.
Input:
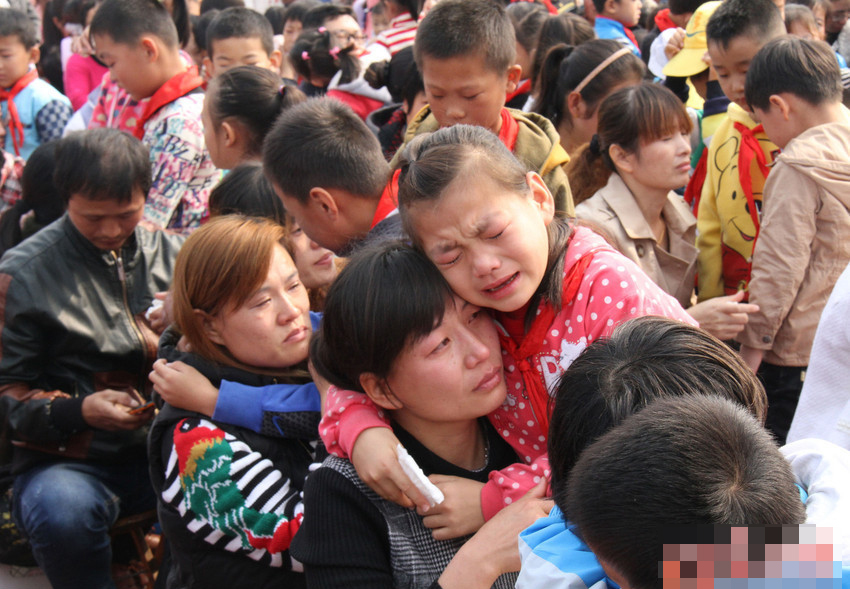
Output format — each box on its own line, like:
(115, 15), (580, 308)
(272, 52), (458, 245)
(321, 226), (696, 519)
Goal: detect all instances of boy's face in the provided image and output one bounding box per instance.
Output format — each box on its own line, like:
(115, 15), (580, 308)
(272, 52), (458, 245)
(206, 37), (280, 77)
(420, 53), (521, 135)
(282, 18), (303, 53)
(707, 36), (766, 110)
(605, 0), (642, 28)
(0, 35), (39, 89)
(66, 189), (146, 252)
(93, 33), (159, 101)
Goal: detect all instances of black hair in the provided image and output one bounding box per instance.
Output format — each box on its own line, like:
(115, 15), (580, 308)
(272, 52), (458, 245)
(535, 39), (645, 130)
(397, 124), (572, 325)
(208, 162), (286, 225)
(746, 36), (842, 111)
(263, 98), (390, 203)
(200, 0), (244, 14)
(0, 141), (64, 257)
(787, 0), (815, 8)
(668, 0), (709, 15)
(206, 6), (274, 56)
(566, 395), (806, 589)
(207, 66), (306, 158)
(302, 3), (356, 29)
(384, 0), (421, 20)
(193, 9), (219, 55)
(530, 12), (597, 95)
(548, 316), (769, 511)
(310, 241), (454, 391)
(62, 0), (98, 26)
(54, 129), (152, 204)
(568, 82), (692, 204)
(414, 0), (516, 73)
(785, 3), (819, 32)
(42, 0), (69, 49)
(0, 8), (39, 49)
(507, 1), (549, 54)
(90, 0), (179, 49)
(264, 5), (287, 35)
(365, 46), (423, 106)
(706, 0), (786, 51)
(281, 0), (322, 28)
(290, 27), (360, 86)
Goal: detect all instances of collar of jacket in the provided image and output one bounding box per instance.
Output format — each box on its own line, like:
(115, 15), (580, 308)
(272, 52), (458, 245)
(61, 214), (142, 270)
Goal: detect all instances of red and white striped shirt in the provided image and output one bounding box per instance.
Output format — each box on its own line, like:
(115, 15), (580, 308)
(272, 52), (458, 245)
(373, 12), (418, 57)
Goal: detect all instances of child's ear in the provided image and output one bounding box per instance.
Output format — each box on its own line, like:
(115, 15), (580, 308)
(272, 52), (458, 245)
(220, 120), (238, 148)
(195, 309), (225, 345)
(566, 91), (587, 120)
(505, 64), (522, 92)
(602, 0), (619, 16)
(27, 45), (40, 66)
(359, 373), (403, 411)
(768, 94), (791, 120)
(527, 172), (555, 225)
(140, 37), (160, 62)
(269, 50), (282, 71)
(608, 143), (635, 174)
(203, 55), (214, 78)
(308, 187), (340, 220)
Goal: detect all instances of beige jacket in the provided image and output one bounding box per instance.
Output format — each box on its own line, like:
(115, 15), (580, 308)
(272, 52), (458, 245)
(737, 122), (850, 366)
(575, 174), (698, 308)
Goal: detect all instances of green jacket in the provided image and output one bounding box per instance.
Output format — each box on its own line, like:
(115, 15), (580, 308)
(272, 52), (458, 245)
(392, 106), (575, 216)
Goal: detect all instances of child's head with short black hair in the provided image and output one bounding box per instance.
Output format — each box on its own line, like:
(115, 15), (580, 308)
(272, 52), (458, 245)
(90, 0), (185, 101)
(566, 394), (806, 589)
(280, 0), (320, 54)
(413, 0), (521, 134)
(745, 36), (843, 148)
(54, 129), (151, 205)
(548, 316), (768, 508)
(302, 3), (357, 31)
(0, 8), (41, 91)
(208, 162), (286, 224)
(204, 6), (281, 77)
(262, 98), (391, 253)
(706, 0), (786, 110)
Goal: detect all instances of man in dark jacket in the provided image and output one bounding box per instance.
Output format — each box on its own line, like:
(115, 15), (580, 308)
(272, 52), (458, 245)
(0, 129), (182, 589)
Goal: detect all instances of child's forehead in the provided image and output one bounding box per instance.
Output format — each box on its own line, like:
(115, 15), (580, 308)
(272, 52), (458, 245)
(0, 34), (30, 51)
(210, 36), (268, 55)
(707, 36), (764, 65)
(420, 52), (507, 83)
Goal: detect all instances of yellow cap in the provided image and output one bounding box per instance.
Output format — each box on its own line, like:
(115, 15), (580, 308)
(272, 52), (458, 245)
(663, 1), (723, 78)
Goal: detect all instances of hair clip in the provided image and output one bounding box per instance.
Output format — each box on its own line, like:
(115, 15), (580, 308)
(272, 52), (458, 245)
(301, 51), (310, 61)
(329, 46), (341, 59)
(589, 134), (601, 156)
(318, 26), (327, 33)
(279, 84), (287, 96)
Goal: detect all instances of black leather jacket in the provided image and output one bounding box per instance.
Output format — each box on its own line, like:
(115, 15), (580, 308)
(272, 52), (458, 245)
(0, 215), (181, 473)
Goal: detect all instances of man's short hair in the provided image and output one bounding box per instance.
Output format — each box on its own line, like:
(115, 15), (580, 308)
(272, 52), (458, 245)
(206, 7), (274, 56)
(55, 130), (152, 204)
(668, 0), (709, 16)
(413, 0), (516, 73)
(746, 36), (842, 111)
(0, 8), (39, 50)
(706, 0), (785, 51)
(281, 0), (322, 28)
(302, 4), (356, 29)
(262, 98), (390, 203)
(90, 0), (179, 48)
(200, 0), (244, 14)
(566, 395), (806, 589)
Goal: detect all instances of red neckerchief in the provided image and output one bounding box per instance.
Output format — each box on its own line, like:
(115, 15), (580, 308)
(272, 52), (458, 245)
(371, 169), (400, 229)
(133, 66), (204, 139)
(496, 238), (596, 434)
(654, 8), (677, 31)
(685, 146), (708, 216)
(0, 69), (39, 156)
(498, 108), (519, 152)
(733, 122), (770, 241)
(506, 79), (532, 105)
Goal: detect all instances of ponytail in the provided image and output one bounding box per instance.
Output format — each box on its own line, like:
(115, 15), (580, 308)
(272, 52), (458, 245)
(535, 43), (574, 127)
(208, 66), (307, 158)
(567, 138), (614, 206)
(290, 27), (362, 86)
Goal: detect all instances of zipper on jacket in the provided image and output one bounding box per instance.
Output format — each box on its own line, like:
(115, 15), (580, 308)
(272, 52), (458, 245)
(112, 251), (149, 397)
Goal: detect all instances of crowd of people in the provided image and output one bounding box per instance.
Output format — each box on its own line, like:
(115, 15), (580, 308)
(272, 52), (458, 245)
(0, 0), (849, 587)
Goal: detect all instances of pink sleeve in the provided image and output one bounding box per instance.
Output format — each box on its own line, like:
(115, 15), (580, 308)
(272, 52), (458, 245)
(319, 385), (391, 458)
(63, 55), (93, 111)
(480, 455), (551, 521)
